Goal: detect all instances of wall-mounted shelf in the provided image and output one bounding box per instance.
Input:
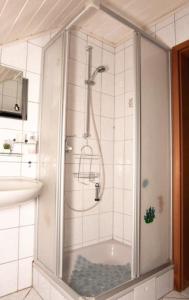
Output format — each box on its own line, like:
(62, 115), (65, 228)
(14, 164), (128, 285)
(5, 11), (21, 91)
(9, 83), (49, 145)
(0, 152), (22, 157)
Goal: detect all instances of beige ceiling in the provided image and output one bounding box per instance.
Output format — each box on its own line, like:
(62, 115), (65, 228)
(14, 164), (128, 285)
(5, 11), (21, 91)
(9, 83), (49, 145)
(0, 0), (188, 46)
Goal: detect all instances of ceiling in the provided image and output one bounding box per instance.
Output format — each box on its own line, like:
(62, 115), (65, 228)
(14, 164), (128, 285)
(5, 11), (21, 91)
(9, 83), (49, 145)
(0, 0), (188, 46)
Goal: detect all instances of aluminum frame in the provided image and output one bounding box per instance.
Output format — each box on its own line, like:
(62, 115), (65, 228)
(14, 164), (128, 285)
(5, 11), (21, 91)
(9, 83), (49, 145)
(36, 0), (173, 298)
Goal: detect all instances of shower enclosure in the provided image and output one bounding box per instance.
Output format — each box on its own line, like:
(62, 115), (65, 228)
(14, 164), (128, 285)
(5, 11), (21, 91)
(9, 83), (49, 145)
(36, 1), (172, 299)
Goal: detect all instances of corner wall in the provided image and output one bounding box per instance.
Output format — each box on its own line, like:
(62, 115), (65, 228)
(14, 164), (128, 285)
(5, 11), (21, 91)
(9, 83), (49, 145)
(0, 31), (56, 297)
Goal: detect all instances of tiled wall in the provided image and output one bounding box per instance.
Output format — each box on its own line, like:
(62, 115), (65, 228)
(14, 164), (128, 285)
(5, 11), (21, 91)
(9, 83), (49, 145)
(0, 31), (55, 297)
(149, 3), (189, 48)
(64, 30), (135, 251)
(64, 30), (115, 250)
(1, 1), (189, 297)
(113, 37), (135, 245)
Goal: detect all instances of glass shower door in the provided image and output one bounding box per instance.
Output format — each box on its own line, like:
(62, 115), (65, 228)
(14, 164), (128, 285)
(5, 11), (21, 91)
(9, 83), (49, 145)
(139, 36), (171, 274)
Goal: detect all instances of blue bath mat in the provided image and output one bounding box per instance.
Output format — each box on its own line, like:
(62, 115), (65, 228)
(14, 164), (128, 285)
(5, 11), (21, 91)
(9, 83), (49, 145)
(69, 255), (131, 297)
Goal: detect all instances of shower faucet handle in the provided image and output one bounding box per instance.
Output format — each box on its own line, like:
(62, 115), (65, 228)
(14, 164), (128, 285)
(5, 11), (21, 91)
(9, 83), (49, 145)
(95, 182), (100, 202)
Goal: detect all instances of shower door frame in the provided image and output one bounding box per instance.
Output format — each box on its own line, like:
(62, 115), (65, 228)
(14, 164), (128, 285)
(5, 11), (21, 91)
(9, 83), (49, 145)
(36, 1), (172, 298)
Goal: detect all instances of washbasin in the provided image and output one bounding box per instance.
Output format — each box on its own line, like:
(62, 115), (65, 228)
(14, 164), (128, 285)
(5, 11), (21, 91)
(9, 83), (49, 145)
(0, 177), (43, 208)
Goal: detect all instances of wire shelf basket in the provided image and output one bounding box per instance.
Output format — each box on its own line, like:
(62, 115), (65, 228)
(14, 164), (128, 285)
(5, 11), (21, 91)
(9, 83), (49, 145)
(73, 144), (100, 185)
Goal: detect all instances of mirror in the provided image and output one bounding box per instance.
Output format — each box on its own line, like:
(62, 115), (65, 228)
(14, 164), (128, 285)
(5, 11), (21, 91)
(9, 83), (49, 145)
(0, 65), (28, 120)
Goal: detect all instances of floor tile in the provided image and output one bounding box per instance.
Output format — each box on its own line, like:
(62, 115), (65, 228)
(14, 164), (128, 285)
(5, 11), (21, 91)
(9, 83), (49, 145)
(0, 288), (30, 299)
(165, 290), (187, 298)
(0, 289), (42, 300)
(25, 289), (42, 300)
(163, 289), (189, 299)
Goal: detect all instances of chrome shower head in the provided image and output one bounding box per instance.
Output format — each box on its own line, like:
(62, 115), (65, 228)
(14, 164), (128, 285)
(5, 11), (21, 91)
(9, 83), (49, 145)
(96, 65), (107, 73)
(86, 65), (108, 85)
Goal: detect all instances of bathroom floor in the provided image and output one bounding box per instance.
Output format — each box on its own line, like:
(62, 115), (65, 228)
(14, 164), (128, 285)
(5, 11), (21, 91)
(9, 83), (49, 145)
(163, 288), (189, 299)
(0, 288), (42, 300)
(1, 288), (189, 300)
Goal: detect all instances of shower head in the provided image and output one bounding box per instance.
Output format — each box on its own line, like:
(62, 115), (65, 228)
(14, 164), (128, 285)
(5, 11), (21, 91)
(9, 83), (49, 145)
(86, 65), (108, 85)
(96, 65), (107, 73)
(91, 65), (107, 80)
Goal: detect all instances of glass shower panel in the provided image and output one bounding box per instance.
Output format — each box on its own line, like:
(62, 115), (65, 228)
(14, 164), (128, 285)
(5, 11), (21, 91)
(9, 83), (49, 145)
(37, 33), (65, 274)
(140, 36), (171, 274)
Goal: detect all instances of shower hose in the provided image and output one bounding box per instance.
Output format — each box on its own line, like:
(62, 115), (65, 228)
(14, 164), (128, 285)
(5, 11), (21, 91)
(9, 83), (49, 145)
(65, 94), (106, 212)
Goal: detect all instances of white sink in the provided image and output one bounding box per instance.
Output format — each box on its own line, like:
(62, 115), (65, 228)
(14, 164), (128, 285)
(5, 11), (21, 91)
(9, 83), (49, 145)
(0, 177), (43, 208)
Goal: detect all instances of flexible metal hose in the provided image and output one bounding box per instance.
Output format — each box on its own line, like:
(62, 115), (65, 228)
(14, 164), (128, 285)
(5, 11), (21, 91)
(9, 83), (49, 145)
(65, 91), (106, 212)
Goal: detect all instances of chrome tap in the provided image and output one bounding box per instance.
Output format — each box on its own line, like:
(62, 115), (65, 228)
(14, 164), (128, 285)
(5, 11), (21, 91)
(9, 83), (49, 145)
(95, 183), (100, 201)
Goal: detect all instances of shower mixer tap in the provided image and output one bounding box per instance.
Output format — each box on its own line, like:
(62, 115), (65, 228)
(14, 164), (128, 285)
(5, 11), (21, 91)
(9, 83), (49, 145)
(95, 183), (100, 201)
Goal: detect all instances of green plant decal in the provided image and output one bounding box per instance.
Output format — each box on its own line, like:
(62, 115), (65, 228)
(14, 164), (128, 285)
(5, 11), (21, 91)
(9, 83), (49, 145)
(3, 143), (11, 150)
(144, 206), (155, 224)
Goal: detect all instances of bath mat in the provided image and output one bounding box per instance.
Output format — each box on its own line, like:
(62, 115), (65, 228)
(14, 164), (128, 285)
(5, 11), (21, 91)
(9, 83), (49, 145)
(69, 255), (131, 297)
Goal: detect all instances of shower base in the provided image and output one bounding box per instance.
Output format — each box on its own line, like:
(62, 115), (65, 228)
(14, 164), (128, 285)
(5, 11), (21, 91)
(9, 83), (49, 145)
(63, 239), (132, 297)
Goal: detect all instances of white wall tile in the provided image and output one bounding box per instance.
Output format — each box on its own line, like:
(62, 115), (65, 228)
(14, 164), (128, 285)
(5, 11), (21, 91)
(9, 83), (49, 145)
(115, 50), (124, 74)
(101, 117), (114, 141)
(156, 23), (175, 47)
(114, 189), (123, 213)
(125, 93), (134, 116)
(0, 207), (19, 229)
(102, 72), (114, 96)
(23, 102), (39, 133)
(125, 69), (134, 93)
(68, 59), (86, 88)
(0, 32), (50, 297)
(27, 43), (42, 74)
(125, 116), (133, 140)
(101, 140), (114, 164)
(103, 49), (114, 74)
(114, 165), (124, 189)
(100, 212), (112, 238)
(100, 189), (113, 213)
(115, 72), (124, 96)
(64, 218), (83, 247)
(114, 212), (123, 239)
(175, 4), (189, 20)
(21, 162), (37, 178)
(67, 84), (86, 113)
(0, 162), (20, 176)
(64, 191), (83, 219)
(20, 201), (35, 226)
(0, 228), (18, 264)
(87, 42), (102, 68)
(101, 94), (114, 118)
(124, 166), (133, 190)
(124, 190), (133, 216)
(125, 140), (133, 164)
(156, 15), (174, 30)
(18, 257), (33, 290)
(115, 118), (124, 141)
(83, 214), (99, 242)
(114, 141), (124, 164)
(70, 34), (87, 64)
(125, 46), (134, 70)
(105, 165), (114, 188)
(2, 42), (27, 70)
(66, 110), (84, 138)
(19, 226), (34, 259)
(124, 214), (132, 243)
(91, 90), (101, 115)
(0, 261), (18, 297)
(26, 72), (40, 103)
(115, 94), (125, 118)
(83, 189), (99, 216)
(176, 14), (189, 44)
(0, 117), (22, 131)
